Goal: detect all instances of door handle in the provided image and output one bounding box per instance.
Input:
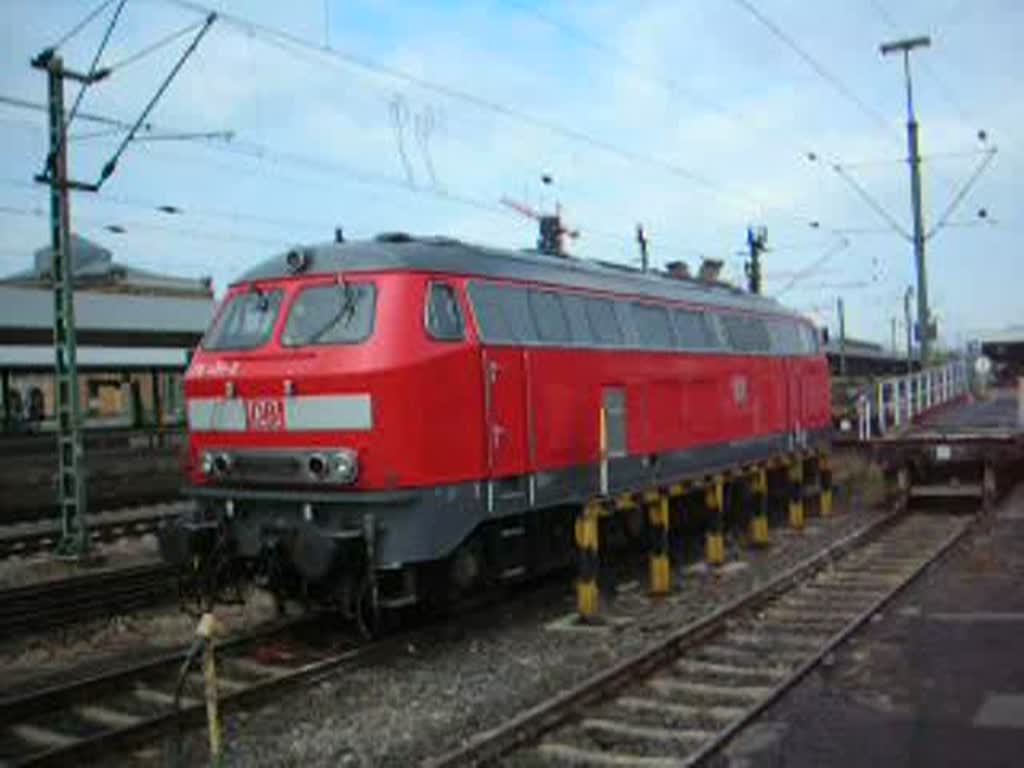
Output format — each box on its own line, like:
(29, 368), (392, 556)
(492, 424), (506, 446)
(488, 361), (501, 383)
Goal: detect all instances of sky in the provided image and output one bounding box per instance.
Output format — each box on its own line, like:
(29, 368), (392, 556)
(0, 0), (1021, 349)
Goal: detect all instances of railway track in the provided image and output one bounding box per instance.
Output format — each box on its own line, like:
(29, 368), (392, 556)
(428, 510), (972, 767)
(0, 510), (169, 560)
(0, 615), (372, 767)
(0, 563), (178, 640)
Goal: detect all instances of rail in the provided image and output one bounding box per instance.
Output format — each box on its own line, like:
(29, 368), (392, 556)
(425, 510), (973, 767)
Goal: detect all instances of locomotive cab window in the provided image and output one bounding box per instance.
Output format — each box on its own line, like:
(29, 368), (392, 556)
(281, 281), (376, 346)
(425, 282), (464, 341)
(203, 288), (283, 350)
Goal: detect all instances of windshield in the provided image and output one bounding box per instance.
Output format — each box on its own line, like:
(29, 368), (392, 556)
(202, 288), (283, 350)
(281, 281), (376, 346)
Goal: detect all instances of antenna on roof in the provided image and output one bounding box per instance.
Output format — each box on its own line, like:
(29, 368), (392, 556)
(636, 224), (649, 272)
(500, 178), (579, 257)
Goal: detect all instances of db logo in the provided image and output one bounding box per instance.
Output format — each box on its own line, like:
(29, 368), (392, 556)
(246, 398), (285, 431)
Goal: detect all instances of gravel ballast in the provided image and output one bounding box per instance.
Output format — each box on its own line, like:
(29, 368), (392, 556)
(206, 491), (885, 767)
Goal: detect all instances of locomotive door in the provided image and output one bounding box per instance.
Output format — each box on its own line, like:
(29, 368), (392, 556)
(784, 358), (804, 447)
(482, 347), (529, 477)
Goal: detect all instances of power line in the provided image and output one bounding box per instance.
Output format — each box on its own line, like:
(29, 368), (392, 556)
(50, 0), (116, 51)
(729, 0), (897, 140)
(105, 18), (208, 72)
(0, 92), (153, 131)
(0, 202), (290, 248)
(95, 12), (217, 188)
(64, 0), (128, 135)
(508, 1), (734, 120)
(868, 0), (1024, 175)
(773, 235), (851, 297)
(156, 0), (821, 226)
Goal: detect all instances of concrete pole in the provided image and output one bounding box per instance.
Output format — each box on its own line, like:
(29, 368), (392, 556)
(882, 37), (932, 365)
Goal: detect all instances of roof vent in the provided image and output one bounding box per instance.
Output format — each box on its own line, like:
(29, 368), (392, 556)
(697, 258), (724, 283)
(374, 232), (414, 244)
(665, 261), (691, 280)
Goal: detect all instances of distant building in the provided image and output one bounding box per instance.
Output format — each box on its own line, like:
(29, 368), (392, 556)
(1, 234), (215, 432)
(976, 327), (1024, 384)
(3, 233), (212, 298)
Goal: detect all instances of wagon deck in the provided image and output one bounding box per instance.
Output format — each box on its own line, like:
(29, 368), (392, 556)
(872, 387), (1024, 505)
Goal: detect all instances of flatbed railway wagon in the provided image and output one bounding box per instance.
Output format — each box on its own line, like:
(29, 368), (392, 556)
(159, 233), (831, 621)
(873, 386), (1024, 509)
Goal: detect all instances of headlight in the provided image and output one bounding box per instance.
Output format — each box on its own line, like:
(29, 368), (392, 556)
(332, 449), (359, 484)
(307, 453), (329, 479)
(201, 451), (232, 477)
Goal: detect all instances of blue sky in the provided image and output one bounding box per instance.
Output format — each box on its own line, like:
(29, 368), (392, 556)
(0, 0), (1021, 348)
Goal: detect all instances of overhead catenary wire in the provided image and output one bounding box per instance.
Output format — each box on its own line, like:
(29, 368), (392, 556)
(0, 202), (291, 249)
(925, 148), (997, 239)
(64, 0), (129, 134)
(50, 0), (116, 51)
(155, 0), (823, 227)
(0, 92), (153, 132)
(729, 0), (897, 140)
(104, 18), (208, 72)
(95, 12), (217, 188)
(507, 0), (735, 120)
(772, 235), (852, 297)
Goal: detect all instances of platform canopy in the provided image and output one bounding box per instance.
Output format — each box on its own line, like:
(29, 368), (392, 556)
(0, 283), (213, 347)
(0, 234), (216, 371)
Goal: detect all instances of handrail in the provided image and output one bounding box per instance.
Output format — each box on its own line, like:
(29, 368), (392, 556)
(854, 360), (967, 440)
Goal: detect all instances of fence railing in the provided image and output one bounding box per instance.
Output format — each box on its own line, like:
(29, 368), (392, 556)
(855, 360), (968, 441)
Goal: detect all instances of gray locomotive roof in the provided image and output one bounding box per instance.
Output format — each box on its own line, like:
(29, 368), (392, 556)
(236, 234), (801, 318)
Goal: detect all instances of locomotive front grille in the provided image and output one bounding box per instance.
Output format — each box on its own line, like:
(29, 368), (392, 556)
(232, 452), (303, 478)
(201, 448), (358, 486)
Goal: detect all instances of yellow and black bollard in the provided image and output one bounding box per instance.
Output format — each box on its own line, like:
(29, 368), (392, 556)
(819, 452), (833, 516)
(195, 611), (224, 767)
(575, 500), (602, 620)
(705, 477), (726, 566)
(645, 490), (671, 595)
(748, 467), (770, 546)
(787, 456), (805, 530)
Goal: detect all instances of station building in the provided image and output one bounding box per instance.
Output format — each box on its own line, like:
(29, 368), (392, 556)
(0, 234), (215, 433)
(976, 326), (1024, 385)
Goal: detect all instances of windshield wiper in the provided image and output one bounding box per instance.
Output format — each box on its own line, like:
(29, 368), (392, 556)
(307, 275), (357, 344)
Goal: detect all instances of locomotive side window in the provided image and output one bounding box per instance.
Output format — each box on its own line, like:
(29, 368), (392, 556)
(467, 281), (538, 344)
(281, 282), (376, 346)
(632, 303), (675, 349)
(584, 298), (624, 346)
(202, 288), (283, 350)
(561, 293), (596, 345)
(721, 314), (771, 353)
(672, 308), (714, 350)
(767, 319), (801, 355)
(425, 282), (464, 341)
(528, 290), (571, 343)
(798, 323), (819, 355)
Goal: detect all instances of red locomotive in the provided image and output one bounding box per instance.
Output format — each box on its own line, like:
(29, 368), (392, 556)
(160, 233), (831, 625)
